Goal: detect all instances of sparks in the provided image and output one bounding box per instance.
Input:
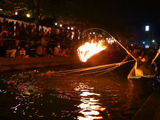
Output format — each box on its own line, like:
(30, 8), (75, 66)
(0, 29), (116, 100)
(77, 40), (107, 62)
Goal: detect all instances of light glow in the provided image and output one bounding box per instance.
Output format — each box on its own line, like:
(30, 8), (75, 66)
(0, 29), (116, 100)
(67, 26), (70, 30)
(77, 40), (107, 62)
(145, 25), (150, 31)
(59, 24), (62, 27)
(71, 27), (74, 30)
(26, 13), (31, 18)
(15, 12), (18, 15)
(152, 40), (155, 43)
(54, 22), (58, 26)
(145, 44), (150, 48)
(142, 41), (146, 45)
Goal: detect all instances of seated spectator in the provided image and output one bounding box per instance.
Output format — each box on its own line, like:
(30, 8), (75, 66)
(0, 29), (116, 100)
(43, 47), (47, 56)
(46, 47), (54, 57)
(61, 49), (67, 56)
(0, 18), (81, 58)
(16, 45), (21, 54)
(36, 45), (43, 57)
(29, 44), (36, 57)
(6, 49), (17, 58)
(65, 48), (70, 56)
(19, 47), (26, 57)
(5, 39), (17, 58)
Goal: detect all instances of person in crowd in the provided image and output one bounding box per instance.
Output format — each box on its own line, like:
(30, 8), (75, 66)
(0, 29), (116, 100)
(5, 36), (17, 58)
(46, 47), (54, 57)
(36, 45), (43, 57)
(65, 48), (70, 56)
(0, 18), (79, 58)
(122, 47), (142, 62)
(29, 44), (36, 57)
(61, 49), (67, 56)
(43, 47), (47, 56)
(0, 35), (6, 57)
(54, 44), (61, 56)
(41, 34), (48, 47)
(24, 44), (30, 57)
(16, 46), (21, 57)
(19, 47), (26, 57)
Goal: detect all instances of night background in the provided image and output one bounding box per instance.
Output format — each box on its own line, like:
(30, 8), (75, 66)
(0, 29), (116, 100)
(69, 0), (160, 45)
(1, 0), (160, 45)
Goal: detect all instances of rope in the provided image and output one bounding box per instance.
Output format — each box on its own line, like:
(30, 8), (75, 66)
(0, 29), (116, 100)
(51, 60), (134, 76)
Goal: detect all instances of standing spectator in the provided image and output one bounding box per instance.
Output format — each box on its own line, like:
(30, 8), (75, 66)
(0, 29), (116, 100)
(54, 44), (61, 56)
(24, 44), (30, 57)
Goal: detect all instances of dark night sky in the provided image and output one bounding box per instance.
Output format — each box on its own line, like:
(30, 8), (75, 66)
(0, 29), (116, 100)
(72, 0), (160, 26)
(67, 0), (160, 42)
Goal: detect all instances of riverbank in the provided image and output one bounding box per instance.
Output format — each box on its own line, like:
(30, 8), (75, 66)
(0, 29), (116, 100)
(0, 56), (82, 72)
(0, 51), (125, 72)
(131, 90), (160, 120)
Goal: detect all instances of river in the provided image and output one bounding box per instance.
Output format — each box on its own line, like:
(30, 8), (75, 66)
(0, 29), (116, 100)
(0, 63), (152, 120)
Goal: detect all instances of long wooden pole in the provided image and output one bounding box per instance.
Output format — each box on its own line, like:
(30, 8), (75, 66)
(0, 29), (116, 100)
(82, 28), (137, 61)
(151, 49), (160, 64)
(114, 39), (137, 61)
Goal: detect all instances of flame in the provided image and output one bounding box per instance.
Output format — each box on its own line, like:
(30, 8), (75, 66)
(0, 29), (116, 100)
(77, 40), (107, 62)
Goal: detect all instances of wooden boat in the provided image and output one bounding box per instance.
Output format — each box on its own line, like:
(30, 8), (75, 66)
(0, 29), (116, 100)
(128, 75), (156, 80)
(128, 74), (157, 94)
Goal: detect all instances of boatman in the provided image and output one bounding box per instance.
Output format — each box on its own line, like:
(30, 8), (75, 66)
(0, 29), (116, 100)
(127, 48), (160, 79)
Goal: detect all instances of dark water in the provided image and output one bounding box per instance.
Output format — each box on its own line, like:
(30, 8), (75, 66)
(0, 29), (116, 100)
(0, 64), (152, 120)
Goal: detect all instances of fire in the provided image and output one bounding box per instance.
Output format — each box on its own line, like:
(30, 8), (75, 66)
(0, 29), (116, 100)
(77, 40), (107, 62)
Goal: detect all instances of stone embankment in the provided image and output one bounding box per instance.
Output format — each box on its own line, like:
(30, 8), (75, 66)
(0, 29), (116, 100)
(0, 56), (81, 72)
(132, 90), (160, 120)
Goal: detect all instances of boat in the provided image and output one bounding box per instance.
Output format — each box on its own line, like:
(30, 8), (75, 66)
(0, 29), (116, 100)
(128, 75), (156, 80)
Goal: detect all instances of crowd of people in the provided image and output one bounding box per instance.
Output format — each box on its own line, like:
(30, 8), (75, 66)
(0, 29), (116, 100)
(0, 18), (160, 72)
(0, 18), (82, 58)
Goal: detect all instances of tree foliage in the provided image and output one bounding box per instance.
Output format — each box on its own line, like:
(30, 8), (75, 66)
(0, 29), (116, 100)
(0, 0), (79, 20)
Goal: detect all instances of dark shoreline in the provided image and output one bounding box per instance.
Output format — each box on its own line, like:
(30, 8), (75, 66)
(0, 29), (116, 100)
(0, 56), (82, 72)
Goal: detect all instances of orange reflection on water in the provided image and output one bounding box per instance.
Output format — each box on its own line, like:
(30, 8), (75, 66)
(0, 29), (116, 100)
(75, 83), (106, 120)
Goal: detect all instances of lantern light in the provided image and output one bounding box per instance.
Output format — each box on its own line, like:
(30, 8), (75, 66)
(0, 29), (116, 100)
(142, 41), (146, 45)
(67, 27), (70, 30)
(152, 40), (155, 43)
(71, 27), (74, 30)
(26, 13), (31, 18)
(54, 22), (58, 26)
(145, 25), (150, 31)
(59, 24), (62, 27)
(15, 12), (18, 15)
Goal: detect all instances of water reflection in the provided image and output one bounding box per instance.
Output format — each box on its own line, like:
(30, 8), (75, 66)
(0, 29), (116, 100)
(75, 83), (109, 120)
(0, 67), (151, 120)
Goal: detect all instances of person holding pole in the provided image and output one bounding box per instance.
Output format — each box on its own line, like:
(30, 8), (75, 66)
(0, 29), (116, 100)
(127, 48), (160, 79)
